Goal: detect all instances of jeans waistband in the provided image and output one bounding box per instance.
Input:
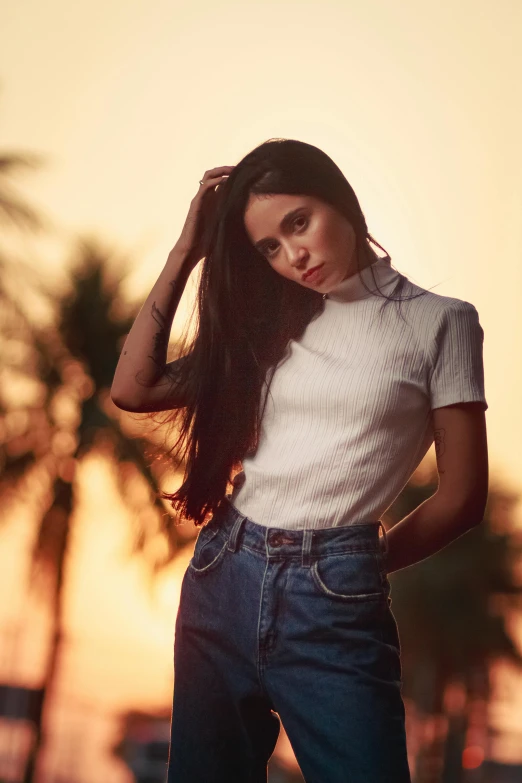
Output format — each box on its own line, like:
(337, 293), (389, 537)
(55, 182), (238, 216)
(210, 496), (388, 565)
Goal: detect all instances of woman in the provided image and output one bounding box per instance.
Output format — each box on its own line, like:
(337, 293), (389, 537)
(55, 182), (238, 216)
(111, 139), (489, 782)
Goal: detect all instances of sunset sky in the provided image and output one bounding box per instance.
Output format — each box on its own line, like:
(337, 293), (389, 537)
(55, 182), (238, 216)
(1, 0), (522, 774)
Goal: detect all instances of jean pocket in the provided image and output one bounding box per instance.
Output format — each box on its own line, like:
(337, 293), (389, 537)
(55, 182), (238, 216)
(188, 522), (228, 575)
(311, 550), (385, 601)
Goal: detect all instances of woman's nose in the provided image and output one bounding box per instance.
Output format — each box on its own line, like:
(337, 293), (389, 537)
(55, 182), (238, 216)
(289, 248), (309, 269)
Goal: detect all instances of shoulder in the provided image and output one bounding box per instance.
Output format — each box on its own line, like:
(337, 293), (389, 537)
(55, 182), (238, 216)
(395, 275), (481, 330)
(385, 276), (484, 367)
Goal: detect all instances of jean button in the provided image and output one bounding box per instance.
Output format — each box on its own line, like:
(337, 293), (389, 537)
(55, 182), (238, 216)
(269, 532), (283, 547)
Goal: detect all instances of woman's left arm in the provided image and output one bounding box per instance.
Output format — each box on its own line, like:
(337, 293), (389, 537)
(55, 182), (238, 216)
(385, 402), (489, 575)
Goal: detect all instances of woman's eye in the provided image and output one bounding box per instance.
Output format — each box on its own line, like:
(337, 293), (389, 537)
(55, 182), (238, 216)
(265, 216), (308, 257)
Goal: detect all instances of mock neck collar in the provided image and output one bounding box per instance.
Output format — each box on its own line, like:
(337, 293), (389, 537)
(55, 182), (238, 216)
(324, 254), (401, 303)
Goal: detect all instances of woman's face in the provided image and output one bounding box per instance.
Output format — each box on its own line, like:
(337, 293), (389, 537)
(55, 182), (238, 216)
(243, 192), (377, 293)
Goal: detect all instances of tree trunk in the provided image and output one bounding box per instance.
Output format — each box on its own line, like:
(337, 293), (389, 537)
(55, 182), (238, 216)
(22, 476), (74, 783)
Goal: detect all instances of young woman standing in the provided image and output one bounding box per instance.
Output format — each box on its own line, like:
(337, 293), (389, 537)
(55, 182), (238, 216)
(111, 139), (488, 782)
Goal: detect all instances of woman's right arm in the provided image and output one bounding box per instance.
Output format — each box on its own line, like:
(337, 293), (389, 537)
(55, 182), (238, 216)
(110, 244), (195, 412)
(110, 165), (234, 412)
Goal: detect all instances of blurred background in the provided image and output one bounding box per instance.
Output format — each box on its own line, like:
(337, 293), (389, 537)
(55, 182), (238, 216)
(1, 0), (521, 781)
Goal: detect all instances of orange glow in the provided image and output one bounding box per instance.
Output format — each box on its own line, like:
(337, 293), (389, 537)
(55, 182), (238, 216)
(462, 745), (485, 770)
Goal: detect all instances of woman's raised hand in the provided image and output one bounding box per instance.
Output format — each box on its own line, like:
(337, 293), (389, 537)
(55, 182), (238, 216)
(174, 165), (235, 272)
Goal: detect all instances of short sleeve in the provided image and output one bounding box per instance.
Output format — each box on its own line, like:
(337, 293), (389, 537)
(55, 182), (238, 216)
(428, 301), (488, 411)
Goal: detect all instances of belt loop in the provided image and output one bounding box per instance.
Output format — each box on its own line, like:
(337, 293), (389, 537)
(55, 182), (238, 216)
(378, 520), (388, 557)
(227, 512), (246, 552)
(302, 530), (313, 567)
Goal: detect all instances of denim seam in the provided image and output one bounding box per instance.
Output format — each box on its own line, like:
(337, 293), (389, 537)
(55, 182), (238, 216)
(188, 537), (229, 575)
(232, 543), (381, 558)
(255, 557), (274, 702)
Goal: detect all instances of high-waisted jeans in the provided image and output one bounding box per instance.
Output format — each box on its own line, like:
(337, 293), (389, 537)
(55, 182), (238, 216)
(167, 496), (411, 783)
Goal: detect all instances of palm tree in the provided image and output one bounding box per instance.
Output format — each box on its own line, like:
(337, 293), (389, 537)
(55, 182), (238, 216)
(384, 467), (522, 782)
(0, 234), (197, 781)
(0, 122), (202, 780)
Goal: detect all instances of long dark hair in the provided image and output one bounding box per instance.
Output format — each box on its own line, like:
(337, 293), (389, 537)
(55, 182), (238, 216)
(144, 138), (425, 527)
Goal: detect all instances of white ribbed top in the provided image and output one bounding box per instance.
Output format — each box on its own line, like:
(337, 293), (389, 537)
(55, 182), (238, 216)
(229, 255), (488, 530)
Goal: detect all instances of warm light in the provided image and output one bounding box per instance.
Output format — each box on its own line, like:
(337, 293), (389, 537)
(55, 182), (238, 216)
(462, 745), (485, 770)
(273, 722), (301, 772)
(443, 681), (467, 715)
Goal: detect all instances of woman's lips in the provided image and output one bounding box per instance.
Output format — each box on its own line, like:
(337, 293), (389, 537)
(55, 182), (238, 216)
(302, 264), (324, 283)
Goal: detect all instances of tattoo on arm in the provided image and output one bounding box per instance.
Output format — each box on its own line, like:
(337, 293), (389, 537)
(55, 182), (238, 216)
(148, 301), (169, 367)
(434, 427), (446, 474)
(131, 270), (188, 388)
(134, 301), (170, 385)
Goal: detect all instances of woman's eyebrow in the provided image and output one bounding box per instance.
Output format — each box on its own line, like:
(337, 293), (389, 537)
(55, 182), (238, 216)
(254, 207), (306, 251)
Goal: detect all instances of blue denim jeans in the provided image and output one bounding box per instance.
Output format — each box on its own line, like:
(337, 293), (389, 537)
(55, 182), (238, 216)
(167, 496), (411, 783)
